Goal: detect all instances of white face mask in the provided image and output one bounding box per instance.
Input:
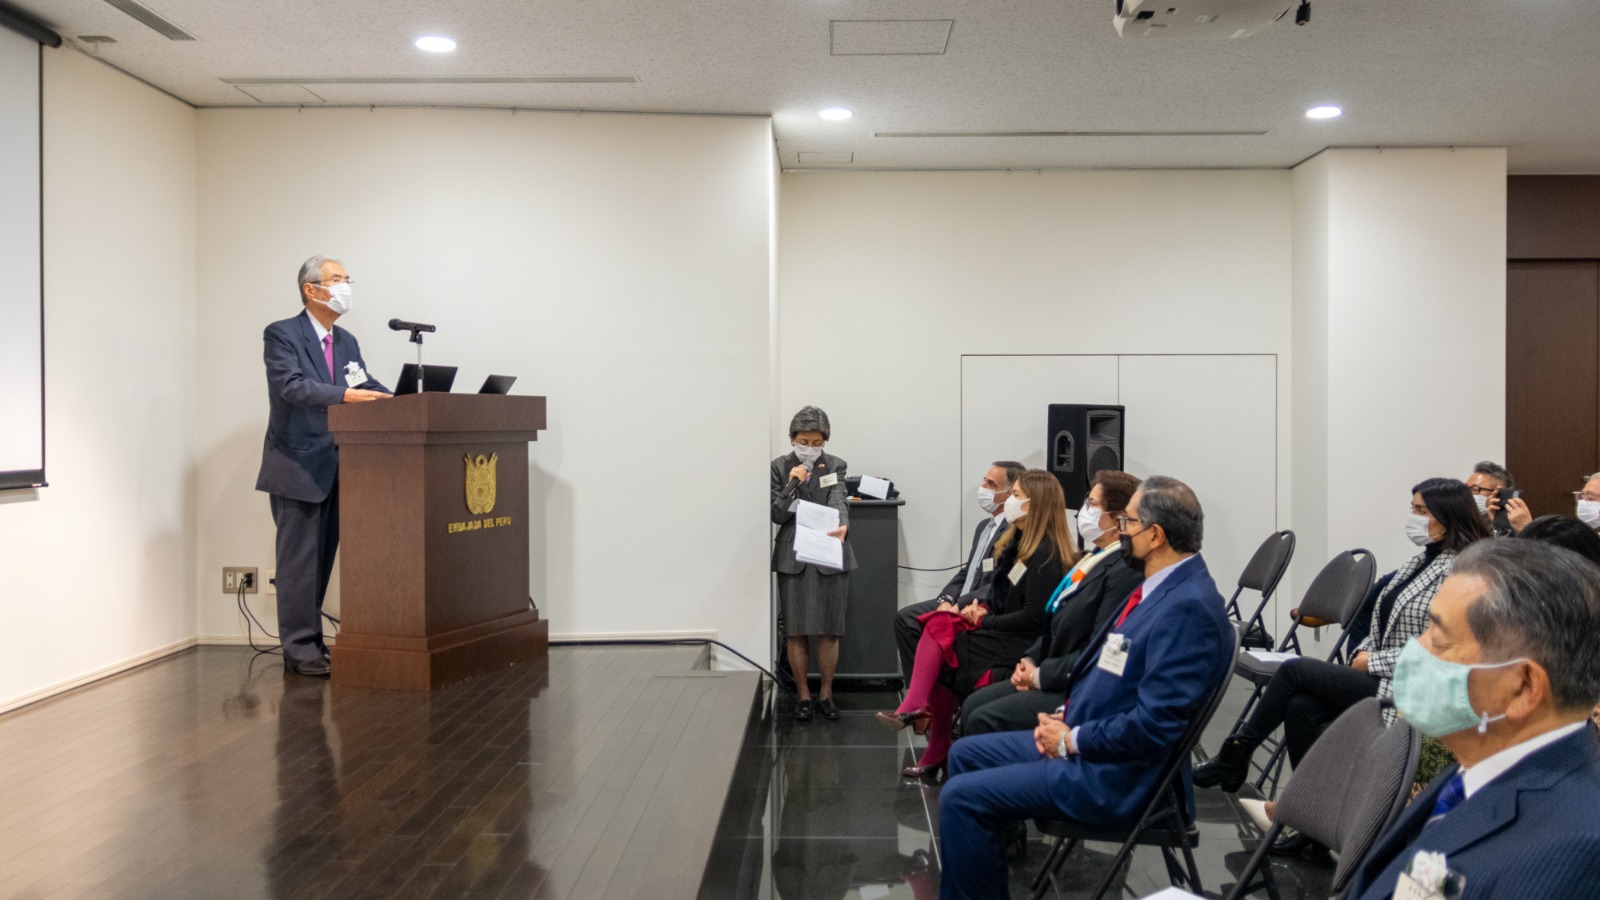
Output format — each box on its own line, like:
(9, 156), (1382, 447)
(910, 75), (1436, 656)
(1077, 503), (1106, 544)
(315, 281), (352, 315)
(1474, 494), (1490, 514)
(792, 443), (823, 464)
(1405, 513), (1433, 547)
(1579, 499), (1600, 530)
(1002, 494), (1028, 524)
(977, 486), (999, 515)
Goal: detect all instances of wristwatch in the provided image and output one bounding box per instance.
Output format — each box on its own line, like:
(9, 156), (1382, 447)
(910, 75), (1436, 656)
(1056, 731), (1069, 759)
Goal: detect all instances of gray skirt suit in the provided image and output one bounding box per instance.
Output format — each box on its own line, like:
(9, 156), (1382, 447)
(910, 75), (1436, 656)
(770, 451), (858, 636)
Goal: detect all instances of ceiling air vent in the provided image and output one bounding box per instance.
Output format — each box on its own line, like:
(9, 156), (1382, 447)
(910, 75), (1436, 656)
(101, 0), (195, 41)
(77, 35), (118, 44)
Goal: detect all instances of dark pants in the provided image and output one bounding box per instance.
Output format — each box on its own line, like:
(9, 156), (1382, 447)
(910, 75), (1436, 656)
(940, 730), (1075, 899)
(895, 598), (942, 680)
(959, 680), (1066, 737)
(1238, 657), (1380, 767)
(269, 484), (339, 667)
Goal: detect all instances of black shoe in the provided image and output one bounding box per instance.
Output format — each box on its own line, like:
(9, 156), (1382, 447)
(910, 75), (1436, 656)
(793, 700), (814, 721)
(818, 698), (841, 720)
(1193, 736), (1254, 792)
(287, 658), (331, 677)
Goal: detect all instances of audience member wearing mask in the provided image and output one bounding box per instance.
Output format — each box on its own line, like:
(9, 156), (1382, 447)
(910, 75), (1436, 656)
(1194, 478), (1491, 808)
(770, 406), (856, 721)
(1466, 460), (1530, 535)
(878, 470), (1076, 779)
(1575, 473), (1600, 533)
(1345, 540), (1600, 899)
(893, 461), (1025, 683)
(957, 471), (1145, 738)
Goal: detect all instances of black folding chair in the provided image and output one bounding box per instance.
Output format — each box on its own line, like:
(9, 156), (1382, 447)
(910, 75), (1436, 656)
(1223, 698), (1419, 900)
(1231, 549), (1376, 798)
(1028, 626), (1243, 900)
(1225, 531), (1296, 651)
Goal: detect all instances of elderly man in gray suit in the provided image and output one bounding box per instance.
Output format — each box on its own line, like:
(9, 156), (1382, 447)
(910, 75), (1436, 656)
(256, 256), (389, 676)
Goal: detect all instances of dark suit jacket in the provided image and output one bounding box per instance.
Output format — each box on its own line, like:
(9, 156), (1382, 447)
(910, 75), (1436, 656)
(1346, 724), (1600, 900)
(1051, 555), (1232, 826)
(769, 451), (858, 574)
(1023, 545), (1143, 694)
(952, 532), (1067, 693)
(940, 517), (1003, 602)
(255, 310), (388, 503)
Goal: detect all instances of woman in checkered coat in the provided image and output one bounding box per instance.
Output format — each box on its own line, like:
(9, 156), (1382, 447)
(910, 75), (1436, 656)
(1193, 477), (1492, 795)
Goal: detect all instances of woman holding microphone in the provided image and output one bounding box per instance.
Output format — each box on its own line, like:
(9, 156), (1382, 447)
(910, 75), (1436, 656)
(771, 406), (856, 721)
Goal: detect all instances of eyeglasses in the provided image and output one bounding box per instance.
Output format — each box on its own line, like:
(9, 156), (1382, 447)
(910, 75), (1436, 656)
(1467, 485), (1499, 497)
(1574, 492), (1600, 503)
(1115, 515), (1144, 533)
(319, 277), (355, 285)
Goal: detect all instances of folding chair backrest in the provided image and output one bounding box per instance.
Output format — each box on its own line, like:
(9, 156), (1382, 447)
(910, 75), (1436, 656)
(1271, 698), (1421, 893)
(1138, 622), (1245, 827)
(1295, 549), (1377, 625)
(1236, 530), (1296, 596)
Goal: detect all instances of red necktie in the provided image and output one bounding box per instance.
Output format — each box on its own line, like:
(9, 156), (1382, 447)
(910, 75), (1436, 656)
(323, 334), (335, 381)
(1113, 585), (1145, 629)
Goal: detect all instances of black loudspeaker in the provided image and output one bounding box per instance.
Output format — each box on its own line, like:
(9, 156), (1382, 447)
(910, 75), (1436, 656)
(1046, 404), (1125, 509)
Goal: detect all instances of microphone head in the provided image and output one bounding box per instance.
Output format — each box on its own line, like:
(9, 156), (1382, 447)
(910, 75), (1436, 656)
(388, 318), (405, 330)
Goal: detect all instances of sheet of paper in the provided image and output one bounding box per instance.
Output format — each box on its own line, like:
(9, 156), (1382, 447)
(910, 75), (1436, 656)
(1139, 889), (1205, 900)
(796, 499), (840, 532)
(1243, 650), (1299, 665)
(794, 524), (844, 571)
(858, 475), (890, 500)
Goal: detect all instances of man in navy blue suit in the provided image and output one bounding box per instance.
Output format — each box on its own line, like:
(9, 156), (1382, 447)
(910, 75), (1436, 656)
(1345, 539), (1600, 899)
(936, 475), (1233, 899)
(255, 256), (390, 676)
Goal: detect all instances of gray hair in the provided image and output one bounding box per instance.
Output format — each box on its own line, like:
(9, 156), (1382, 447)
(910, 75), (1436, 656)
(1456, 539), (1600, 714)
(1471, 460), (1515, 489)
(788, 406), (831, 440)
(297, 255), (339, 303)
(992, 460), (1026, 488)
(1136, 475), (1204, 554)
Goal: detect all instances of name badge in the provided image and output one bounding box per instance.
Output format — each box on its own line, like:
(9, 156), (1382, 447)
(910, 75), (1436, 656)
(1393, 874), (1441, 900)
(982, 558), (995, 574)
(344, 361), (368, 387)
(1007, 562), (1027, 585)
(1396, 850), (1463, 899)
(1097, 634), (1129, 676)
(818, 473), (838, 488)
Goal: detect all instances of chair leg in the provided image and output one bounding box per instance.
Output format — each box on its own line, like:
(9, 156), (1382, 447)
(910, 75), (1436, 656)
(1228, 683), (1267, 736)
(1223, 822), (1281, 900)
(1180, 841), (1203, 893)
(1254, 740), (1290, 799)
(1086, 838), (1136, 900)
(1029, 836), (1074, 899)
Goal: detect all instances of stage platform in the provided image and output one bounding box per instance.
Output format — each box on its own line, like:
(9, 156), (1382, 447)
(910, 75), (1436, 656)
(0, 644), (759, 899)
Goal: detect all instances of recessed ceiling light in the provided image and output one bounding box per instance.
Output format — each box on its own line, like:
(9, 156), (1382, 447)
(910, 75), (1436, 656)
(819, 107), (853, 121)
(415, 35), (457, 53)
(1306, 105), (1343, 119)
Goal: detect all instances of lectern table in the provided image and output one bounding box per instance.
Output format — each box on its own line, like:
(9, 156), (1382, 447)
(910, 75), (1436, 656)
(328, 393), (549, 690)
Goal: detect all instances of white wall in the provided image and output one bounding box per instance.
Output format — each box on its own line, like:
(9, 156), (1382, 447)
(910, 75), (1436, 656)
(0, 48), (198, 711)
(778, 170), (1296, 622)
(192, 108), (776, 665)
(1293, 149), (1508, 583)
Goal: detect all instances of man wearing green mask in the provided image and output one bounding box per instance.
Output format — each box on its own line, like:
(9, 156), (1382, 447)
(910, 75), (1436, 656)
(1346, 539), (1600, 899)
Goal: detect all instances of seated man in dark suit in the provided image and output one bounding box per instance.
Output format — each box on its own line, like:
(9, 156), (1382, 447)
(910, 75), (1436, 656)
(256, 255), (390, 676)
(959, 470), (1144, 737)
(1346, 539), (1600, 899)
(893, 461), (1024, 680)
(936, 476), (1233, 899)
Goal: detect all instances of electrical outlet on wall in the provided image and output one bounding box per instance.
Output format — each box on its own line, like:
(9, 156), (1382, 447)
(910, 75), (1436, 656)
(223, 566), (258, 593)
(265, 568), (276, 595)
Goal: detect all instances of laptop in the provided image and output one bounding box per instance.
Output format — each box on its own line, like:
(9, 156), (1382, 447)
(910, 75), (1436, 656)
(393, 364), (458, 395)
(479, 374), (517, 395)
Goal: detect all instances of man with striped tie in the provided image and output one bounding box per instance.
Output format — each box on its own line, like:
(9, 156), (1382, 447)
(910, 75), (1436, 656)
(1346, 539), (1600, 899)
(256, 256), (389, 677)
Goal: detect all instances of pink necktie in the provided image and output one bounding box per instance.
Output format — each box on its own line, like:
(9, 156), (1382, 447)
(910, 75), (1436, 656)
(322, 335), (334, 381)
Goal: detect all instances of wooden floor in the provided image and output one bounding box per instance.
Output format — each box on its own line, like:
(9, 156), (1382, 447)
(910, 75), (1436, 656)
(0, 645), (759, 900)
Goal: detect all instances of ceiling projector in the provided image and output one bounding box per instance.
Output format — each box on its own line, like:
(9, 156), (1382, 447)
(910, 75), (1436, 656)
(1114, 0), (1301, 39)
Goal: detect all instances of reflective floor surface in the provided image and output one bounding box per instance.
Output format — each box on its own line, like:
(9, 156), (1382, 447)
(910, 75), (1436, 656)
(699, 682), (1339, 900)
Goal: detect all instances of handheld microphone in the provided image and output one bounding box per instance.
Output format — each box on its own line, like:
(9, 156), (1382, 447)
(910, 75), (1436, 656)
(782, 460), (816, 499)
(388, 318), (437, 333)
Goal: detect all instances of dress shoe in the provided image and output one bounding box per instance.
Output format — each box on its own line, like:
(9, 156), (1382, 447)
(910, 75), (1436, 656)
(793, 700), (814, 721)
(287, 658), (330, 677)
(876, 709), (931, 733)
(818, 698), (841, 720)
(1238, 798), (1274, 833)
(901, 761), (945, 780)
(1192, 736), (1254, 792)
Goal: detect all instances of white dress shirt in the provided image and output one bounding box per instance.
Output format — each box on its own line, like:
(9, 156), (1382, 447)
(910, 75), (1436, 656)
(960, 511), (1006, 596)
(1460, 721), (1586, 799)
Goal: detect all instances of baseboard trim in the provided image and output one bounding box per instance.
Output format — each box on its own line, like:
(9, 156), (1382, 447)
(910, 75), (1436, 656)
(0, 637), (200, 717)
(550, 630), (719, 644)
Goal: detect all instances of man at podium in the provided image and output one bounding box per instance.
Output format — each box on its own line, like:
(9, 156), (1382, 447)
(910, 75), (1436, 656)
(255, 256), (390, 677)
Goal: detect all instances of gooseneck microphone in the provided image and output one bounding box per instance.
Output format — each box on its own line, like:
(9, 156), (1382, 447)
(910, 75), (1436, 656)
(388, 318), (436, 333)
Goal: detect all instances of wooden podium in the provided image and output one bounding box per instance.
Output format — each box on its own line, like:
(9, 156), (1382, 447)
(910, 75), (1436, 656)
(328, 393), (550, 690)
